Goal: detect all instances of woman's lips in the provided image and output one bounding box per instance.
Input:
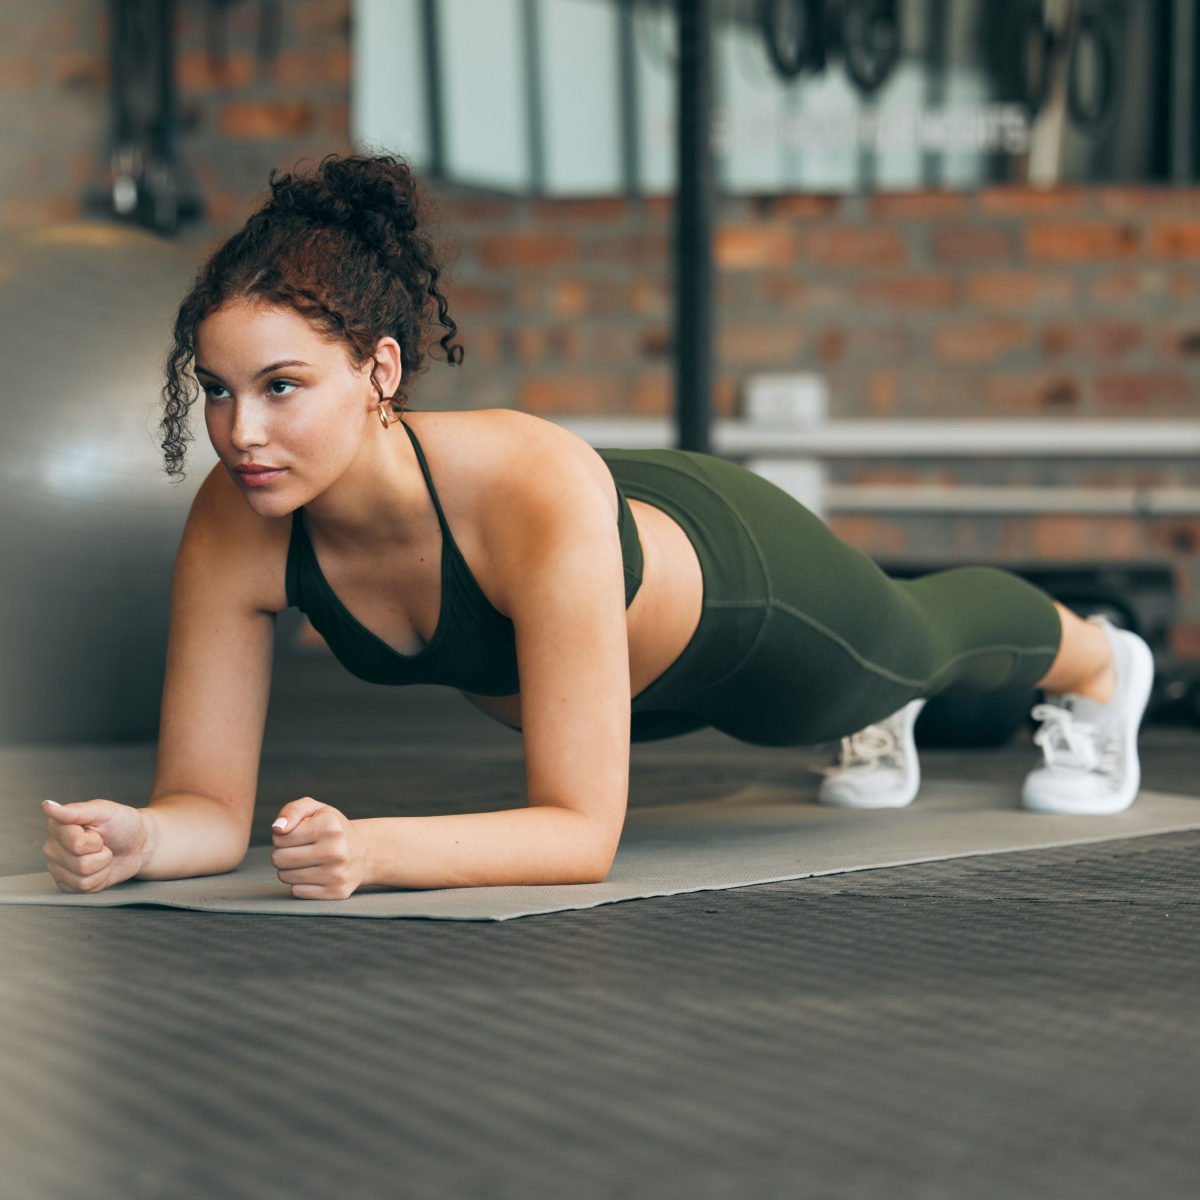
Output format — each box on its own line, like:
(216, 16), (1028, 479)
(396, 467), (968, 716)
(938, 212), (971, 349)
(233, 464), (287, 487)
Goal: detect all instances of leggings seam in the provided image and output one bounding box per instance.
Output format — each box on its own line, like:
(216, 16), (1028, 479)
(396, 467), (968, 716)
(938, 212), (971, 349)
(656, 601), (773, 709)
(770, 598), (1059, 691)
(636, 600), (772, 715)
(620, 460), (777, 597)
(626, 464), (778, 708)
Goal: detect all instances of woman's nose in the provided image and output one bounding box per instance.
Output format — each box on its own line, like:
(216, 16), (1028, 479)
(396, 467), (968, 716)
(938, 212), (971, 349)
(229, 400), (268, 450)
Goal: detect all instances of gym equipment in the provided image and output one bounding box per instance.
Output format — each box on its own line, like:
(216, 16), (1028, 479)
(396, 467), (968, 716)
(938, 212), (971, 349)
(0, 223), (209, 742)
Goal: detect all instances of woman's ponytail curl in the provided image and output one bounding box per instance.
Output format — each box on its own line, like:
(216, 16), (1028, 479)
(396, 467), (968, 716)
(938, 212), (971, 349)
(159, 154), (463, 477)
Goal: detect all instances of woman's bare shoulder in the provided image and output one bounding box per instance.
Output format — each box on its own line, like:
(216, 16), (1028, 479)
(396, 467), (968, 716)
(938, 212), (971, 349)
(404, 409), (611, 508)
(178, 463), (292, 613)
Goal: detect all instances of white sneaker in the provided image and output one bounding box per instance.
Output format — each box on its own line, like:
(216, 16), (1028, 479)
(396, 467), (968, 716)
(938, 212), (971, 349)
(1021, 618), (1155, 815)
(817, 699), (926, 808)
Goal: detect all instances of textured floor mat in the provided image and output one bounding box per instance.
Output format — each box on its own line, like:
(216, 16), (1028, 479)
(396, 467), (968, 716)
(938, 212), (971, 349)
(4, 779), (1199, 919)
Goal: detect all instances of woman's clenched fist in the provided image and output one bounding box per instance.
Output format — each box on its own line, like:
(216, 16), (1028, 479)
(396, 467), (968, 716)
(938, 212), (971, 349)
(270, 797), (369, 900)
(42, 799), (148, 893)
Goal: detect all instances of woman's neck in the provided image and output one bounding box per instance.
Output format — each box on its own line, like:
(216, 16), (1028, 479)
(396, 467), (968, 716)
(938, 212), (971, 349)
(301, 419), (431, 549)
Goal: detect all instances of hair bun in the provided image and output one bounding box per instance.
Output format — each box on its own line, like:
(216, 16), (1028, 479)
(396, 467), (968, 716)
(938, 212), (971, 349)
(268, 155), (420, 250)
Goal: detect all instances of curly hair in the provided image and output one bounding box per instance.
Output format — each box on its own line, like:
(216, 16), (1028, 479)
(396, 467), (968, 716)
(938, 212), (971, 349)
(160, 154), (463, 476)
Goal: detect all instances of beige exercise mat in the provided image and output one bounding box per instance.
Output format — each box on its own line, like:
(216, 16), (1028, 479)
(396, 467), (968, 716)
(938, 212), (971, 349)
(3, 778), (1198, 920)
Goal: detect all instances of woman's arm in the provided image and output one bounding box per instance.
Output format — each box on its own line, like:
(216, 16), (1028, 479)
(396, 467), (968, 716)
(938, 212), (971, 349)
(270, 803), (620, 895)
(269, 419), (632, 896)
(43, 467), (286, 890)
(139, 479), (281, 876)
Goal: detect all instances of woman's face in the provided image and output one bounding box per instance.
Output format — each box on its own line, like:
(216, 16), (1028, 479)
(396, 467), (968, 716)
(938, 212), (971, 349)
(195, 301), (394, 518)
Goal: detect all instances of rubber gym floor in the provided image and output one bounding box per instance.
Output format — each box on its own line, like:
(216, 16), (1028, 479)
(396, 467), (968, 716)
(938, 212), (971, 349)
(2, 648), (1198, 1200)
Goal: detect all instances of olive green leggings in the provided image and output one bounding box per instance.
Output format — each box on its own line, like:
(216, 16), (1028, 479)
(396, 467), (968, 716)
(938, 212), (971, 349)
(598, 449), (1063, 747)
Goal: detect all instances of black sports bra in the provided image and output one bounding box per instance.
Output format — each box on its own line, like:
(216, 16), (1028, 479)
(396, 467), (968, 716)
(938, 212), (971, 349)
(285, 422), (644, 695)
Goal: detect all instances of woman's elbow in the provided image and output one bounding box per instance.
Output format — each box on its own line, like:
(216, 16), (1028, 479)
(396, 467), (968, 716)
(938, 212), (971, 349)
(574, 833), (619, 884)
(570, 863), (613, 885)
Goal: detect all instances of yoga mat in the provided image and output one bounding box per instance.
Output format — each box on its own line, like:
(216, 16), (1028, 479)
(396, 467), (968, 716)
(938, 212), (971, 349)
(3, 779), (1198, 920)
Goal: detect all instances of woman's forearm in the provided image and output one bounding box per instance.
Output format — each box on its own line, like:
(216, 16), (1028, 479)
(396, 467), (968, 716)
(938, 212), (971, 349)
(353, 806), (621, 890)
(138, 793), (250, 879)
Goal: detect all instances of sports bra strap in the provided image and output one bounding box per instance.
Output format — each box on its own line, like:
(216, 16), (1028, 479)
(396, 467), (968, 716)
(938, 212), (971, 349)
(400, 421), (453, 542)
(284, 508), (306, 609)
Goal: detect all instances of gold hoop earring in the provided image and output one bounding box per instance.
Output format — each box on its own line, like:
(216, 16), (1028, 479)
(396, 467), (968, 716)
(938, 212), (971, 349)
(377, 392), (402, 429)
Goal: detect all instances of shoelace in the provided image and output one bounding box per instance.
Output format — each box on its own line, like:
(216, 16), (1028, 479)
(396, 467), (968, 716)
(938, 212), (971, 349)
(1031, 702), (1120, 779)
(831, 722), (899, 773)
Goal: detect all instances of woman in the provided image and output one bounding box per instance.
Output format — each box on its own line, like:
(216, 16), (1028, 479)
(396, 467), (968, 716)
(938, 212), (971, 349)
(42, 156), (1153, 900)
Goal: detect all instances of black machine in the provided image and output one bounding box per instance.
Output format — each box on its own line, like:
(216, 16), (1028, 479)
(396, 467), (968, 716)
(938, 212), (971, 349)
(88, 0), (281, 233)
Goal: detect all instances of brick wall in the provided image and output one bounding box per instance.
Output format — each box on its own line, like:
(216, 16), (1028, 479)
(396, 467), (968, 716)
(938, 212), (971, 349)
(0, 0), (351, 234)
(0, 0), (107, 229)
(430, 185), (1200, 424)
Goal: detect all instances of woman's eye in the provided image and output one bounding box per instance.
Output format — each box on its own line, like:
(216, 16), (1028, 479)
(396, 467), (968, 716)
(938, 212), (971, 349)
(268, 379), (298, 396)
(204, 384), (230, 400)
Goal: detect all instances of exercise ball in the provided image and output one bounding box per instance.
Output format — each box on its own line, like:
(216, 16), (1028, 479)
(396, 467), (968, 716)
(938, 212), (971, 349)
(0, 223), (213, 742)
